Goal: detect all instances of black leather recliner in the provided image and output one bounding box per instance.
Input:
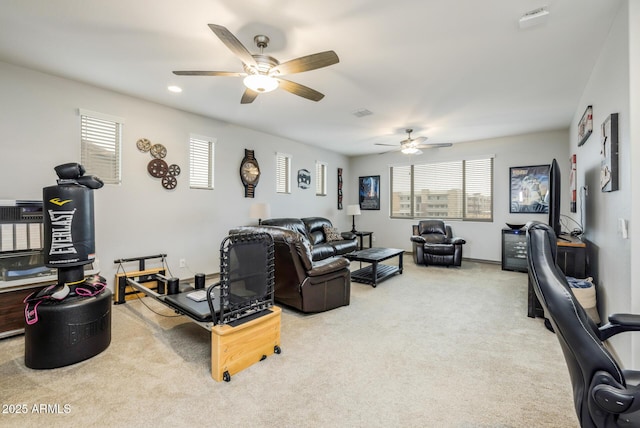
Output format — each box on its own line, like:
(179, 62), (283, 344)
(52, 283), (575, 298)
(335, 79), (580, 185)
(410, 220), (465, 267)
(526, 221), (640, 427)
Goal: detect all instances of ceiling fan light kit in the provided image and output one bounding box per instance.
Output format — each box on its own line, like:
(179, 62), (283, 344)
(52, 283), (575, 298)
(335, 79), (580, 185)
(401, 146), (421, 155)
(243, 74), (279, 93)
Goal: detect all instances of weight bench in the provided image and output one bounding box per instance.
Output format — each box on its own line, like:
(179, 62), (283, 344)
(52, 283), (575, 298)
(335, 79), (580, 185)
(114, 232), (281, 382)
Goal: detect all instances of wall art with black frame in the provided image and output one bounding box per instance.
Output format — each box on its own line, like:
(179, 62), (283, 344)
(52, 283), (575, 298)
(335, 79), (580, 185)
(600, 113), (619, 192)
(359, 175), (380, 210)
(509, 164), (550, 214)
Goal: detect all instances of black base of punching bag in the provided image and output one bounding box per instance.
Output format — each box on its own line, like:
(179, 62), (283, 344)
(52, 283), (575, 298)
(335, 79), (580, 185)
(24, 289), (112, 369)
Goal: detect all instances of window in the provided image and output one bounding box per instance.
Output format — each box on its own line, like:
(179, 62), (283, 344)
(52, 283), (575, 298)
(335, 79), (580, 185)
(315, 161), (327, 196)
(276, 152), (291, 194)
(189, 135), (215, 189)
(80, 109), (123, 184)
(390, 157), (493, 221)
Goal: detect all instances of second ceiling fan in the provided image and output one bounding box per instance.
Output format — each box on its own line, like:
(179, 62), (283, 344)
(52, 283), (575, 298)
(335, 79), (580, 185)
(376, 129), (452, 155)
(173, 24), (339, 104)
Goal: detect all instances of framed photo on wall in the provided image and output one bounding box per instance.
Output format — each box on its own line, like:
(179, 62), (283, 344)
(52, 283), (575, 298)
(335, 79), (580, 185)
(578, 105), (593, 146)
(600, 113), (619, 192)
(509, 164), (550, 214)
(359, 175), (380, 210)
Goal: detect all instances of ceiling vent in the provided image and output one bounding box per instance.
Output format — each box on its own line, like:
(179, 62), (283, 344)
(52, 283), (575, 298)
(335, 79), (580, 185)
(518, 7), (550, 29)
(352, 108), (373, 118)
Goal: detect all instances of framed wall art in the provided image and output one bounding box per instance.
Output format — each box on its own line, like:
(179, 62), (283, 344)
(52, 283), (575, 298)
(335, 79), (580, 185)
(337, 168), (343, 209)
(297, 169), (311, 189)
(509, 164), (550, 214)
(359, 175), (380, 210)
(600, 113), (619, 192)
(577, 105), (593, 146)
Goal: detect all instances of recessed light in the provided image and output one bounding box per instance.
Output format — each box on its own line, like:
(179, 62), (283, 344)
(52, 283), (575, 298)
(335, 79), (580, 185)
(168, 85), (182, 93)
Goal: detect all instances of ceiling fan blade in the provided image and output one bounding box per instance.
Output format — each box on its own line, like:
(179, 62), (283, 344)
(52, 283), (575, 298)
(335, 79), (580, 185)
(241, 88), (259, 104)
(208, 24), (257, 67)
(416, 143), (453, 149)
(374, 143), (399, 147)
(271, 51), (339, 75)
(277, 79), (325, 102)
(173, 70), (246, 77)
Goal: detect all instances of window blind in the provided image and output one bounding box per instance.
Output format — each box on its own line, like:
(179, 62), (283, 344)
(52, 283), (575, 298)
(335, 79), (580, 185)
(189, 136), (214, 189)
(80, 113), (122, 184)
(315, 161), (327, 196)
(276, 153), (291, 194)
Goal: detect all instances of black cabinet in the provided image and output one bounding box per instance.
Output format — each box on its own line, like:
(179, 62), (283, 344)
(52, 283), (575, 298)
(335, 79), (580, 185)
(501, 228), (528, 272)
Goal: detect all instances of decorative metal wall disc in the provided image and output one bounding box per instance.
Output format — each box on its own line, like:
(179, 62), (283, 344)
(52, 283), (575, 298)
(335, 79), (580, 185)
(147, 159), (168, 177)
(162, 175), (177, 189)
(168, 164), (181, 176)
(136, 138), (151, 152)
(150, 143), (167, 159)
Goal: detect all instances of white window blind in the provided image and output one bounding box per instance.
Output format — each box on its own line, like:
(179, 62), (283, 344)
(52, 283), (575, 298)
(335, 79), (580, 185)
(414, 161), (463, 218)
(276, 152), (291, 194)
(390, 157), (493, 221)
(464, 158), (493, 220)
(315, 161), (327, 196)
(189, 136), (215, 189)
(80, 111), (122, 184)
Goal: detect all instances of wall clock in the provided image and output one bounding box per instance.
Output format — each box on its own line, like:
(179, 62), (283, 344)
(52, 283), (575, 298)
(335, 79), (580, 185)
(240, 149), (260, 197)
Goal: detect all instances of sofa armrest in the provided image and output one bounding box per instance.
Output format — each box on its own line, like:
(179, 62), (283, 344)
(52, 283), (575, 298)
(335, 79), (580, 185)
(341, 231), (356, 240)
(410, 236), (426, 244)
(450, 237), (466, 245)
(307, 257), (350, 277)
(599, 313), (640, 340)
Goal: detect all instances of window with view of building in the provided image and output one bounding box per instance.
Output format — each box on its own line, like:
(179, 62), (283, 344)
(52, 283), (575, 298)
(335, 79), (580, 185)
(390, 157), (493, 221)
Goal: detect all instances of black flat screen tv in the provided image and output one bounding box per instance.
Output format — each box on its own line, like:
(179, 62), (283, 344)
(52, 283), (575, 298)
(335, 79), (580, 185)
(548, 158), (562, 236)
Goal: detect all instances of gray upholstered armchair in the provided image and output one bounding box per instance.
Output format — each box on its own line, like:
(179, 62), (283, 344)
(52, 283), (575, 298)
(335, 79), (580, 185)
(410, 220), (466, 267)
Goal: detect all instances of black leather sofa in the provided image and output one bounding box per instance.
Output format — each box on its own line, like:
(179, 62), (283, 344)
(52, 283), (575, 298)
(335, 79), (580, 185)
(260, 217), (357, 261)
(229, 225), (351, 313)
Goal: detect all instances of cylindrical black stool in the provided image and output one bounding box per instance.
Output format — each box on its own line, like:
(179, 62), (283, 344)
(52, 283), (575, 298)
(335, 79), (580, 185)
(24, 289), (112, 369)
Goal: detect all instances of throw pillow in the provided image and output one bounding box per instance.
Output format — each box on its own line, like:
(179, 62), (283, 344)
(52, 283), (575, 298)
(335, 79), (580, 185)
(323, 225), (343, 242)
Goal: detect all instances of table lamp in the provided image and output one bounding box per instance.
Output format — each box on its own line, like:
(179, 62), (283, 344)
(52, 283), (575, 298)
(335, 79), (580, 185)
(346, 204), (361, 233)
(249, 203), (271, 225)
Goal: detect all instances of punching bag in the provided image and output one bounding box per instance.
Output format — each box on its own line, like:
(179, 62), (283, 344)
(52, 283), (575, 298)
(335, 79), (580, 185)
(42, 184), (96, 268)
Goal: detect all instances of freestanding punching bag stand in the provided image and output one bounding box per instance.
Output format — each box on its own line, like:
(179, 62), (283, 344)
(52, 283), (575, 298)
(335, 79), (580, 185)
(24, 163), (112, 369)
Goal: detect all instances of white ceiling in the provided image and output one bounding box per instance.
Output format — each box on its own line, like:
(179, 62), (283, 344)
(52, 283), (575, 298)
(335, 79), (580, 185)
(0, 0), (621, 156)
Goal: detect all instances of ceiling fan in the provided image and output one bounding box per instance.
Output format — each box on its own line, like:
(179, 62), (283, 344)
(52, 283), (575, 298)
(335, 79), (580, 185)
(173, 24), (339, 104)
(376, 129), (452, 154)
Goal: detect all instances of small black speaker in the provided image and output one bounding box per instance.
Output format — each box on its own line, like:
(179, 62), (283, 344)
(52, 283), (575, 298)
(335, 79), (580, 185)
(195, 273), (205, 290)
(167, 277), (179, 295)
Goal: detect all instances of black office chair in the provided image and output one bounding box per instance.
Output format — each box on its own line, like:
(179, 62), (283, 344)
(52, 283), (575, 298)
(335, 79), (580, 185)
(526, 221), (640, 427)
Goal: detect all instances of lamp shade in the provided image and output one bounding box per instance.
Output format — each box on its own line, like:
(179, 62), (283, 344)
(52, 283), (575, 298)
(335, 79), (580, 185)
(346, 205), (361, 216)
(249, 203), (271, 220)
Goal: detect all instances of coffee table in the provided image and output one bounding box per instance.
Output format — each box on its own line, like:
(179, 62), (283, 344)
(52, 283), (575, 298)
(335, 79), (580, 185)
(343, 247), (404, 287)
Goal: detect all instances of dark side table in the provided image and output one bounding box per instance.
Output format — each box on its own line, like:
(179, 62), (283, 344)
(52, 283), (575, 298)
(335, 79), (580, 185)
(353, 231), (373, 250)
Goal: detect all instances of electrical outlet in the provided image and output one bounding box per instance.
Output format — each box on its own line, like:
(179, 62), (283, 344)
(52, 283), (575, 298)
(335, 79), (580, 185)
(179, 258), (186, 268)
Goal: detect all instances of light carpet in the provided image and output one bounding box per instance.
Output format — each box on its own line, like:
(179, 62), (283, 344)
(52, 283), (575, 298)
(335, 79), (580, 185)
(0, 260), (577, 427)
